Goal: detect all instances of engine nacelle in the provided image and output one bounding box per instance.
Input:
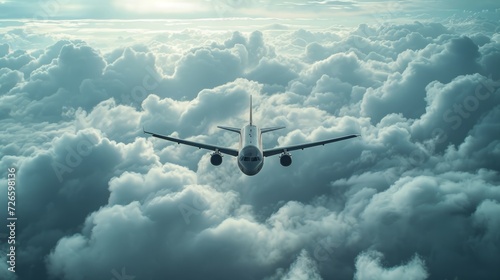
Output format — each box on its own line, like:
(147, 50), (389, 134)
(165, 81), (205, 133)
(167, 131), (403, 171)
(210, 152), (223, 166)
(279, 153), (292, 167)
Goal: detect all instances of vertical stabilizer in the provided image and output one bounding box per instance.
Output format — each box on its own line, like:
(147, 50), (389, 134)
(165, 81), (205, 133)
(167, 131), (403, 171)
(250, 95), (253, 126)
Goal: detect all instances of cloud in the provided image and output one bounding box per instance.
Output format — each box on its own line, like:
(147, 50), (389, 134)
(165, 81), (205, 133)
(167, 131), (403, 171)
(166, 46), (243, 99)
(0, 68), (23, 96)
(1, 14), (500, 280)
(246, 57), (299, 86)
(410, 73), (500, 149)
(354, 251), (428, 280)
(361, 36), (482, 122)
(0, 48), (32, 70)
(265, 249), (323, 280)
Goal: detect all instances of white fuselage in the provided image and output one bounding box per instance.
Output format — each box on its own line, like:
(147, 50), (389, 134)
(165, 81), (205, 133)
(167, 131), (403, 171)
(237, 124), (264, 176)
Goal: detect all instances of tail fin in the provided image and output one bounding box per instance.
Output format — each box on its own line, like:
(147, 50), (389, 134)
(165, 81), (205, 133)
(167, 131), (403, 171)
(217, 95), (253, 133)
(249, 95), (253, 126)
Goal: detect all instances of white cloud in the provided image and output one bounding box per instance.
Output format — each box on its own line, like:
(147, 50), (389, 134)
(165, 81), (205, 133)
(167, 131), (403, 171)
(354, 251), (428, 280)
(266, 249), (323, 280)
(1, 14), (500, 280)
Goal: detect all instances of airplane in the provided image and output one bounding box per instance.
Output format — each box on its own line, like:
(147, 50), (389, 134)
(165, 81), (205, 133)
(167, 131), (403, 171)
(144, 96), (360, 176)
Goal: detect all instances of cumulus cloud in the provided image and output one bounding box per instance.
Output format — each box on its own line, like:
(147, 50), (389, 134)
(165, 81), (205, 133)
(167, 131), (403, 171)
(266, 250), (323, 280)
(1, 12), (499, 280)
(354, 251), (428, 280)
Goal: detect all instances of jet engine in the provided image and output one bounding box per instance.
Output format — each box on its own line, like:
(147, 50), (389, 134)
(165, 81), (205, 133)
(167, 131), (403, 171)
(279, 152), (292, 167)
(210, 151), (223, 166)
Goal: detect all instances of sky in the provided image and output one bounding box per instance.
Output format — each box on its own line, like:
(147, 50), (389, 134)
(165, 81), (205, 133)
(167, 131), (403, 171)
(0, 1), (500, 280)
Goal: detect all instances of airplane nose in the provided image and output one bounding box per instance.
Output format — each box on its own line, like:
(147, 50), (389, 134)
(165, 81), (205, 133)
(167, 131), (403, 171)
(238, 146), (263, 175)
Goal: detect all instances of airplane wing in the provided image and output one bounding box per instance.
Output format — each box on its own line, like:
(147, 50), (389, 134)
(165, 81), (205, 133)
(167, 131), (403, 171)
(263, 134), (360, 157)
(144, 129), (239, 157)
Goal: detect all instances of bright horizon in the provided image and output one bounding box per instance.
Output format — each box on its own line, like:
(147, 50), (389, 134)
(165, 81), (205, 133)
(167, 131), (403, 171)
(0, 0), (498, 20)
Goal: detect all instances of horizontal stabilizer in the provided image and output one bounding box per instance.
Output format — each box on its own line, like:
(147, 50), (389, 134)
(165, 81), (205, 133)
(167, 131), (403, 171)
(217, 126), (241, 133)
(261, 126), (286, 133)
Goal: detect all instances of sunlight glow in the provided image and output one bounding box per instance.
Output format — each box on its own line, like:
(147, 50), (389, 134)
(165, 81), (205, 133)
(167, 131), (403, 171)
(120, 1), (207, 15)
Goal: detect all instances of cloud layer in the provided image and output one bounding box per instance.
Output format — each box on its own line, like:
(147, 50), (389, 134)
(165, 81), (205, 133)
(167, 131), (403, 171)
(1, 12), (499, 280)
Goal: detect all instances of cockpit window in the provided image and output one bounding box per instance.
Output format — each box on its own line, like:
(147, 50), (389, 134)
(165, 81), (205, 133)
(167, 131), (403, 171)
(241, 156), (261, 162)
